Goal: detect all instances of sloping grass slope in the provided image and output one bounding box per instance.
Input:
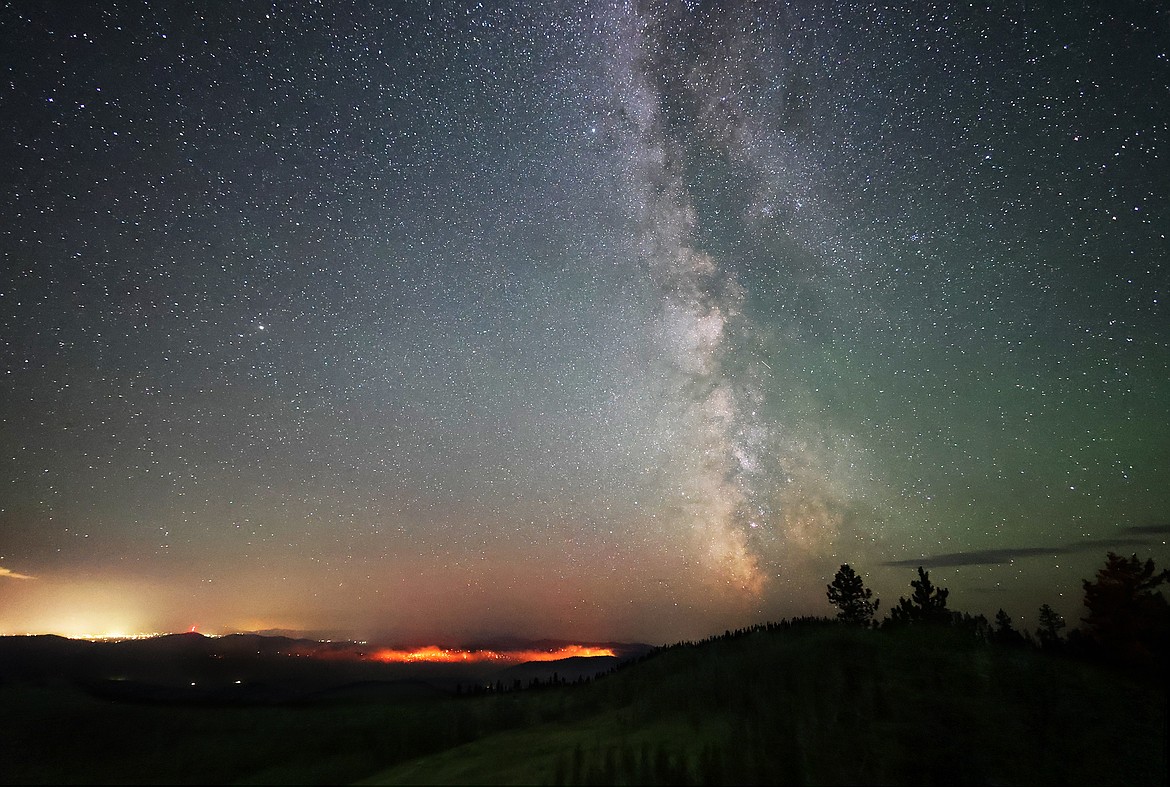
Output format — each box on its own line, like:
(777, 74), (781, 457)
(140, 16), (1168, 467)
(1, 623), (1163, 784)
(362, 623), (1166, 785)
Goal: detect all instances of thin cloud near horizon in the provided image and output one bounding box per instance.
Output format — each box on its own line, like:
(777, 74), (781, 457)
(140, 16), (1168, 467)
(1119, 523), (1170, 535)
(0, 566), (35, 580)
(883, 529), (1169, 569)
(882, 547), (1069, 569)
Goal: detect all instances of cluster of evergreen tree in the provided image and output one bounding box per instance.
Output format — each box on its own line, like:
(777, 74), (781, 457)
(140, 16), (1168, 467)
(451, 550), (1168, 705)
(824, 551), (1170, 669)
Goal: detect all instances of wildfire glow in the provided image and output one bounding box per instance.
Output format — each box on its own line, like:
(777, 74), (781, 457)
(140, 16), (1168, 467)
(368, 644), (616, 663)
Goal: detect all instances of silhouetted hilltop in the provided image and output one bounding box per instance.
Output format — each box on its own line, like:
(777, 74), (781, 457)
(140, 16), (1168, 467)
(367, 621), (1168, 785)
(2, 622), (1164, 784)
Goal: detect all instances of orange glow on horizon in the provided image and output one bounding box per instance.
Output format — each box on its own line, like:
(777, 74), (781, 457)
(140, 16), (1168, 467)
(368, 644), (616, 663)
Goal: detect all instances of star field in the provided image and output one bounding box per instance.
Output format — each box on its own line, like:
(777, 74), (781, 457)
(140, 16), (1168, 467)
(1, 1), (1167, 643)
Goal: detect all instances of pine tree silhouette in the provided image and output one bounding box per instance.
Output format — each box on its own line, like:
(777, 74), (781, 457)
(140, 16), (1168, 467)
(1036, 603), (1066, 649)
(888, 566), (949, 625)
(826, 564), (880, 625)
(1081, 552), (1170, 661)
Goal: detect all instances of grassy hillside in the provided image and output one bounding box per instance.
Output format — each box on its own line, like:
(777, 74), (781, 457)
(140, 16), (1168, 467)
(362, 622), (1167, 785)
(2, 622), (1165, 785)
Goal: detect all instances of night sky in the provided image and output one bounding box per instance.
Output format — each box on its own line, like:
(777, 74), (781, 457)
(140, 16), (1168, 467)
(2, 1), (1167, 645)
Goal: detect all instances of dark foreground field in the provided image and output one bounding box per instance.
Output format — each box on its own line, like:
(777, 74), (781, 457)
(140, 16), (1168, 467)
(1, 623), (1166, 785)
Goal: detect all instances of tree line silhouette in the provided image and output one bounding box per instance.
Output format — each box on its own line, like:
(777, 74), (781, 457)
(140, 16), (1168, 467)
(536, 553), (1170, 785)
(825, 551), (1170, 668)
(450, 549), (1168, 703)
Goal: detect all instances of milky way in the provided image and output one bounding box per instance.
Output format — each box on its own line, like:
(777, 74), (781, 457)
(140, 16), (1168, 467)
(1, 1), (1167, 643)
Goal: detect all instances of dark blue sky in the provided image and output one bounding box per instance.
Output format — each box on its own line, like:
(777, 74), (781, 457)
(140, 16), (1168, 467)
(2, 0), (1167, 643)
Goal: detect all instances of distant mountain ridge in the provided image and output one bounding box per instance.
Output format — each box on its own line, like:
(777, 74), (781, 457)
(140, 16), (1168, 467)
(0, 631), (651, 703)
